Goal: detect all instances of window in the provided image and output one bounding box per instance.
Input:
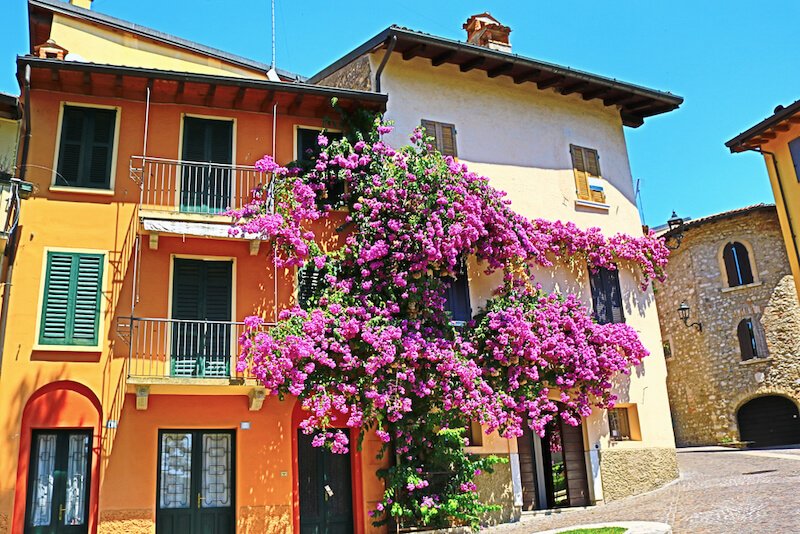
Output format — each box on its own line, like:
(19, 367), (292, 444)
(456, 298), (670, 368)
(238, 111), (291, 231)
(56, 105), (117, 189)
(297, 262), (326, 310)
(181, 116), (233, 214)
(589, 266), (624, 325)
(296, 127), (345, 207)
(722, 242), (754, 287)
(608, 408), (632, 441)
(39, 251), (104, 346)
(663, 339), (673, 359)
(467, 421), (484, 447)
(421, 120), (458, 157)
(789, 136), (800, 181)
(570, 145), (604, 203)
(444, 260), (471, 323)
(737, 318), (761, 361)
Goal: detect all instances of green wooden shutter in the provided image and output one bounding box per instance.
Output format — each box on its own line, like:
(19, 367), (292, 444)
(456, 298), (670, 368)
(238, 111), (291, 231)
(72, 255), (103, 342)
(40, 252), (104, 346)
(56, 108), (85, 187)
(298, 263), (325, 310)
(421, 119), (437, 149)
(87, 109), (116, 187)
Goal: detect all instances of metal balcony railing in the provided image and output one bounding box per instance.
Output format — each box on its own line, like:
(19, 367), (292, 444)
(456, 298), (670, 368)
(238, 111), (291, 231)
(118, 317), (271, 380)
(130, 156), (274, 215)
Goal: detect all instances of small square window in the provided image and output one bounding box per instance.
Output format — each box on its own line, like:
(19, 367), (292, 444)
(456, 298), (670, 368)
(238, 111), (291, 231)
(608, 408), (631, 441)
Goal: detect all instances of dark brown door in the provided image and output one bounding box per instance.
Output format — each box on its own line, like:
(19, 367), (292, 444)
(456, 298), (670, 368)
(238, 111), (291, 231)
(298, 431), (354, 534)
(25, 430), (91, 534)
(517, 425), (539, 511)
(738, 396), (800, 447)
(541, 418), (589, 508)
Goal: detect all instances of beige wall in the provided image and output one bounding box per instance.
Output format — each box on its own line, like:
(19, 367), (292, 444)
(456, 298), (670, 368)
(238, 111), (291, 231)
(0, 118), (19, 175)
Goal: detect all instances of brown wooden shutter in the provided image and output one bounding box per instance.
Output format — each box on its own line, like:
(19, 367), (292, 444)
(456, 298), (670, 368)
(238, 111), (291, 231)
(738, 319), (757, 361)
(439, 123), (457, 157)
(421, 119), (437, 149)
(571, 145), (590, 200)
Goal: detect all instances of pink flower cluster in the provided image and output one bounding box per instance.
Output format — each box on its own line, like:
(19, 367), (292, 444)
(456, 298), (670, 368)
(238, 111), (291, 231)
(231, 119), (668, 525)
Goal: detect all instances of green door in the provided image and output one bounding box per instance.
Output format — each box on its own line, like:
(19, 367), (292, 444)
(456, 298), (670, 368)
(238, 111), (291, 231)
(298, 431), (354, 534)
(25, 430), (91, 534)
(181, 117), (233, 213)
(171, 259), (233, 377)
(157, 430), (235, 534)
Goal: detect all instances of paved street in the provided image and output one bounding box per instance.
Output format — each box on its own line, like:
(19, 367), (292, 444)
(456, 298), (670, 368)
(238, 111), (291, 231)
(491, 446), (800, 534)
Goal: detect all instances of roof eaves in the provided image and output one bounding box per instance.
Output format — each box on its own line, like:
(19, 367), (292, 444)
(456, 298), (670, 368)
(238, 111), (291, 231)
(18, 56), (387, 105)
(29, 0), (305, 82)
(308, 25), (683, 113)
(725, 99), (800, 152)
(661, 203), (775, 238)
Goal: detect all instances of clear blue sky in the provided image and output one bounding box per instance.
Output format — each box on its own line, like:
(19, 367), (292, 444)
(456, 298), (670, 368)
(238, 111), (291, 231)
(2, 0), (798, 226)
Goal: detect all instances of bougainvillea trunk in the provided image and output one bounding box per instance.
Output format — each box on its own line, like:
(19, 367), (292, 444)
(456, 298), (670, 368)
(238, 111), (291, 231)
(229, 112), (668, 529)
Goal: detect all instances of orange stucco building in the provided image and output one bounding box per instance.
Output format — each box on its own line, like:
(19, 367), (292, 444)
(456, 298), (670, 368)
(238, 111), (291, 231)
(0, 1), (388, 533)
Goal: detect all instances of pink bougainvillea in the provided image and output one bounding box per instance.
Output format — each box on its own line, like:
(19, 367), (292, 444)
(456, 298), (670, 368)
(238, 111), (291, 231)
(230, 116), (668, 528)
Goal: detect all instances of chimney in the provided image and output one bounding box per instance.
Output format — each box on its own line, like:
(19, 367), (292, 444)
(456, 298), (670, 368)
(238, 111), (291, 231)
(69, 0), (92, 9)
(463, 13), (511, 53)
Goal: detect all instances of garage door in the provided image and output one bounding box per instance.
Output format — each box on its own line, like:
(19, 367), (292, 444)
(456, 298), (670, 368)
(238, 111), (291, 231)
(737, 396), (800, 447)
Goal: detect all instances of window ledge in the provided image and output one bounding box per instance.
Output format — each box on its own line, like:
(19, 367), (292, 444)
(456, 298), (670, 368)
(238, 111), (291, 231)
(50, 185), (114, 196)
(32, 343), (103, 353)
(740, 357), (772, 366)
(721, 281), (763, 293)
(574, 199), (610, 212)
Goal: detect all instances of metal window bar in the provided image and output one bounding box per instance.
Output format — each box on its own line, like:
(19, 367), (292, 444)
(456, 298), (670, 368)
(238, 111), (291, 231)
(130, 156), (273, 214)
(120, 317), (274, 380)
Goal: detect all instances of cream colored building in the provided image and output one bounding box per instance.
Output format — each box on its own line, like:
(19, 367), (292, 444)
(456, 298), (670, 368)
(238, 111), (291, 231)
(311, 13), (683, 511)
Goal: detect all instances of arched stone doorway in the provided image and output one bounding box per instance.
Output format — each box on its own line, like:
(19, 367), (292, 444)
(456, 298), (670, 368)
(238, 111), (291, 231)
(737, 396), (800, 447)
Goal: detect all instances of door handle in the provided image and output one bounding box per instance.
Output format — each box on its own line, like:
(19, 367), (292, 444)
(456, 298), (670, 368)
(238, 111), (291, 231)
(323, 485), (334, 501)
(197, 493), (204, 508)
(59, 504), (66, 521)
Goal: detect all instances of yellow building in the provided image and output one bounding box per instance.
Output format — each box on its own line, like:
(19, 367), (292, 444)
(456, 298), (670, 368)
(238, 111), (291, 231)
(727, 100), (800, 301)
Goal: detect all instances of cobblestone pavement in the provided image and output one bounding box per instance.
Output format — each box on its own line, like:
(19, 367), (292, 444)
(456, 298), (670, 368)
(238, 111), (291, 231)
(490, 446), (800, 534)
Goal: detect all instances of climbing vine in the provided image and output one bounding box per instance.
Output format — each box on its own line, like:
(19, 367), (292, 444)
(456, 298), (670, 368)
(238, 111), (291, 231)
(229, 114), (668, 529)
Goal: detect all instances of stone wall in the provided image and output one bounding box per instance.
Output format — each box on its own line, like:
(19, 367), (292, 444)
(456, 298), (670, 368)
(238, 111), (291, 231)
(473, 455), (520, 526)
(655, 206), (800, 446)
(599, 447), (678, 501)
(316, 55), (373, 91)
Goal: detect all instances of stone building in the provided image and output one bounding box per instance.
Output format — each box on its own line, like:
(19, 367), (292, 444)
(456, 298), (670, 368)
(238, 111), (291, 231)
(657, 204), (800, 447)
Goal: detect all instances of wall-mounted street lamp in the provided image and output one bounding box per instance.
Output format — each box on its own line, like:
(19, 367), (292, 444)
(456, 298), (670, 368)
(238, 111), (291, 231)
(677, 301), (702, 332)
(665, 211), (685, 250)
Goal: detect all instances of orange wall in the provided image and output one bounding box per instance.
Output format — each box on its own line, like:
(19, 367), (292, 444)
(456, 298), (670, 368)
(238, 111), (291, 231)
(0, 85), (358, 532)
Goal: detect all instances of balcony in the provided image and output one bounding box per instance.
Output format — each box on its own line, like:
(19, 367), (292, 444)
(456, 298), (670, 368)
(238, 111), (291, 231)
(117, 317), (272, 386)
(130, 156), (273, 217)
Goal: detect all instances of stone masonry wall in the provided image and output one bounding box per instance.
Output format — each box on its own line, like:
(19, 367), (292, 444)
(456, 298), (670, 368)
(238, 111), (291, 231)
(316, 55), (373, 91)
(655, 207), (800, 446)
(599, 447), (678, 501)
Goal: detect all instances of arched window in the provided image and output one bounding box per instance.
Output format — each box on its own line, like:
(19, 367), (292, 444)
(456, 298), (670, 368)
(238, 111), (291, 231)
(737, 318), (760, 361)
(723, 242), (754, 287)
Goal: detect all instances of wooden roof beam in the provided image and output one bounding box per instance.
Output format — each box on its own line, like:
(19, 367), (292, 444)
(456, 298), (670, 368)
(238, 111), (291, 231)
(260, 89), (276, 112)
(559, 81), (589, 95)
(431, 50), (456, 67)
(788, 116), (800, 124)
(204, 84), (217, 106)
(82, 71), (92, 93)
(487, 62), (514, 78)
(233, 87), (247, 108)
(176, 80), (185, 103)
(774, 123), (791, 132)
(402, 43), (425, 61)
(50, 68), (61, 90)
(513, 69), (541, 84)
(761, 131), (777, 140)
(459, 56), (485, 72)
(603, 93), (637, 107)
(114, 74), (124, 98)
(582, 87), (609, 100)
(536, 75), (564, 90)
(288, 93), (304, 115)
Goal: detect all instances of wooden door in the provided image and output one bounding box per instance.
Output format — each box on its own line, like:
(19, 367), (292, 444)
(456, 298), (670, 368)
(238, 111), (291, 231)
(156, 431), (235, 534)
(298, 431), (354, 534)
(25, 430), (91, 534)
(738, 396), (800, 447)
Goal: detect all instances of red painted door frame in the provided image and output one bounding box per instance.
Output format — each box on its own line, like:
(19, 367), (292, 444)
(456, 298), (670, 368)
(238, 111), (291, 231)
(291, 401), (365, 534)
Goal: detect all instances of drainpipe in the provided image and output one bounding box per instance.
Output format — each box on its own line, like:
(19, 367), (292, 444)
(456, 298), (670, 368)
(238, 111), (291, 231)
(0, 65), (31, 371)
(374, 35), (397, 93)
(749, 148), (800, 272)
